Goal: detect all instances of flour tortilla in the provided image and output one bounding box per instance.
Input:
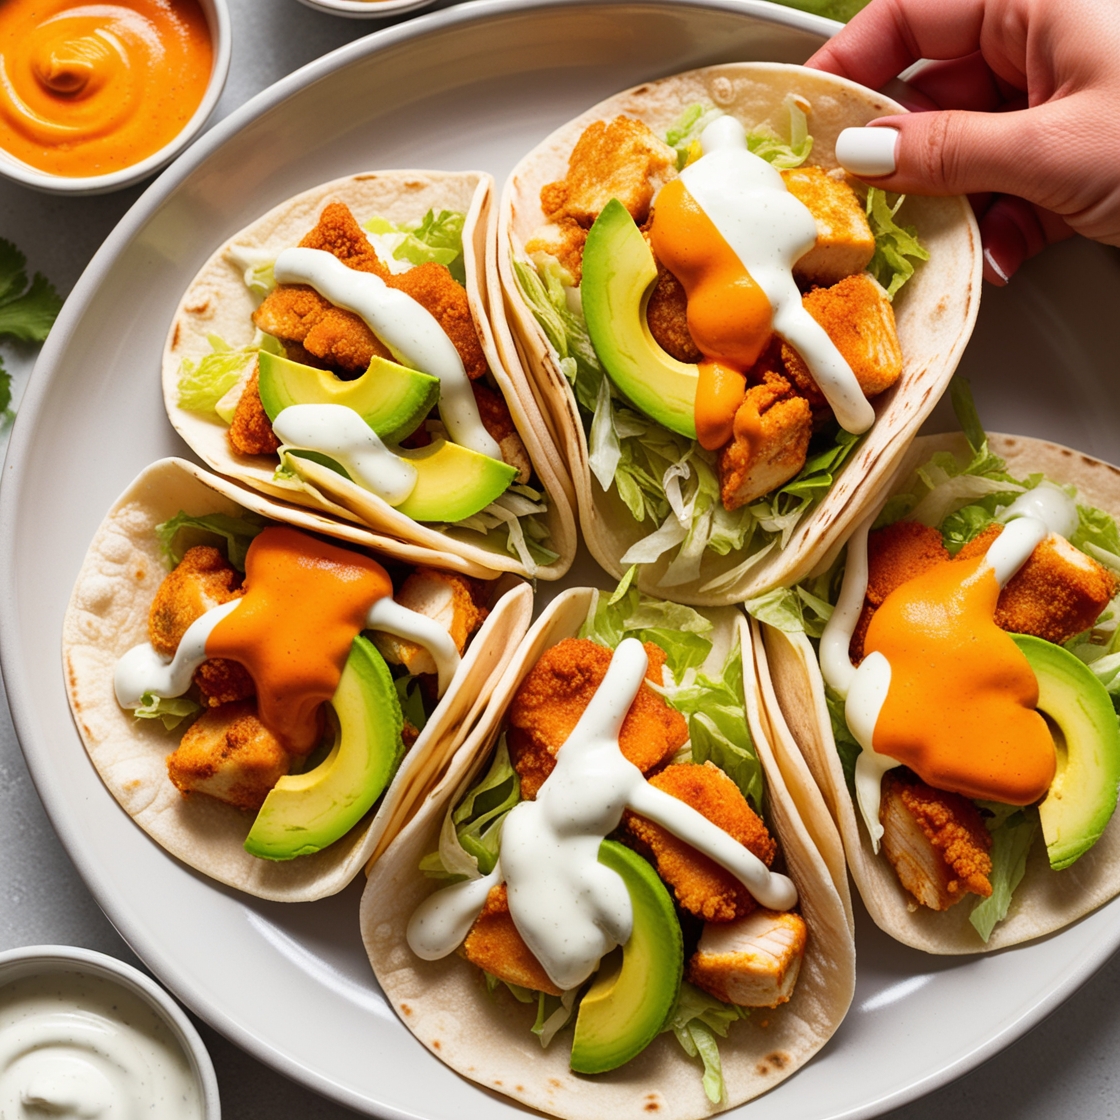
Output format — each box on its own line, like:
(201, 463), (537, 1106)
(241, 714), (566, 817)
(62, 458), (534, 902)
(761, 432), (1120, 953)
(362, 588), (854, 1119)
(163, 170), (576, 581)
(494, 63), (981, 606)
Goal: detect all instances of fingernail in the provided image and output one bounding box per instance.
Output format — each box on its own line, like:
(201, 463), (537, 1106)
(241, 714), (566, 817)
(983, 248), (1011, 286)
(835, 126), (900, 177)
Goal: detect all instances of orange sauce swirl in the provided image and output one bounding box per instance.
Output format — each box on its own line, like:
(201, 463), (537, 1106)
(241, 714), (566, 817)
(0, 0), (212, 177)
(647, 177), (773, 451)
(865, 554), (1056, 805)
(206, 527), (393, 754)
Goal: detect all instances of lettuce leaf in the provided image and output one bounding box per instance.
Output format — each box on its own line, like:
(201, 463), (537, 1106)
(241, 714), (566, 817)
(664, 96), (812, 172)
(155, 509), (267, 571)
(662, 982), (750, 1104)
(865, 187), (930, 300)
(133, 692), (201, 731)
(176, 333), (282, 416)
(969, 806), (1039, 942)
(364, 210), (467, 284)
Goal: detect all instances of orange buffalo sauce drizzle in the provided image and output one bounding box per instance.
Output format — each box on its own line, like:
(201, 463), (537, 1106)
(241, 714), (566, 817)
(206, 527), (392, 754)
(865, 555), (1056, 805)
(647, 178), (773, 451)
(0, 0), (212, 177)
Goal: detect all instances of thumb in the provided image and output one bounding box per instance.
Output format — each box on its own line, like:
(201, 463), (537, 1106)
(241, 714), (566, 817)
(835, 106), (1062, 205)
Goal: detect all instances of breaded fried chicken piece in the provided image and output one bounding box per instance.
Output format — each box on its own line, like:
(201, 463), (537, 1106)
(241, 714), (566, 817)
(228, 367), (282, 456)
(524, 223), (587, 286)
(540, 117), (677, 229)
(167, 700), (291, 812)
(850, 521), (951, 662)
(372, 569), (488, 677)
(879, 771), (993, 911)
(148, 545), (243, 658)
(645, 260), (702, 363)
(781, 166), (875, 288)
(298, 202), (391, 276)
(624, 762), (776, 923)
(688, 909), (807, 1008)
(507, 638), (688, 800)
(784, 273), (903, 402)
(194, 658), (256, 707)
(956, 524), (1118, 644)
(717, 372), (812, 510)
(460, 883), (562, 996)
(473, 381), (531, 482)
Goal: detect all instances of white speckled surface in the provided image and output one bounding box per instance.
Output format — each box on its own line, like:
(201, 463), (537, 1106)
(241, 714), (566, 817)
(2, 2), (1120, 1118)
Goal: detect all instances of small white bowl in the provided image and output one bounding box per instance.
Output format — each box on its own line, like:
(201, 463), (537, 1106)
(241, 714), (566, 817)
(0, 0), (231, 195)
(0, 944), (221, 1118)
(296, 0), (436, 20)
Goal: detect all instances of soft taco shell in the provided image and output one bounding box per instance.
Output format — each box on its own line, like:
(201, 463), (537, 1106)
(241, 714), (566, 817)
(361, 588), (854, 1119)
(163, 170), (576, 581)
(761, 432), (1120, 953)
(62, 458), (534, 902)
(495, 63), (981, 606)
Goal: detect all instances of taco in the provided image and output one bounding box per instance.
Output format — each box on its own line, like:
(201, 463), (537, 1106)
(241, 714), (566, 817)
(495, 63), (980, 606)
(362, 583), (854, 1117)
(163, 169), (576, 580)
(755, 396), (1120, 952)
(62, 458), (533, 901)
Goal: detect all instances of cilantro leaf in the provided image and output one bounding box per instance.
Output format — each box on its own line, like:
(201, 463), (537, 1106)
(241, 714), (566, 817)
(0, 239), (63, 343)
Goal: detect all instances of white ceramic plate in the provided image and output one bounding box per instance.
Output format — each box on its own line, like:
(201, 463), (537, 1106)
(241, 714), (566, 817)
(4, 1), (1120, 1116)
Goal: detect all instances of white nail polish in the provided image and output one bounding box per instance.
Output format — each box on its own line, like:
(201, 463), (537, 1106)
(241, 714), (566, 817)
(984, 248), (1010, 284)
(835, 126), (900, 178)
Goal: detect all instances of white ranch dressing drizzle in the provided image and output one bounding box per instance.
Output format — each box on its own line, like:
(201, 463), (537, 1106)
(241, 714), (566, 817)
(407, 638), (798, 991)
(273, 247), (501, 460)
(0, 971), (201, 1120)
(115, 587), (461, 709)
(820, 488), (1078, 847)
(273, 404), (418, 505)
(678, 116), (874, 436)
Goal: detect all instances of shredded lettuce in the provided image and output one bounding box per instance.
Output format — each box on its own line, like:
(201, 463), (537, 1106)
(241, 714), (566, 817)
(155, 509), (267, 571)
(394, 673), (428, 735)
(177, 332), (282, 416)
(664, 96), (812, 172)
(865, 187), (930, 300)
(133, 692), (201, 731)
(454, 483), (558, 575)
(531, 987), (580, 1048)
(969, 805), (1039, 941)
(662, 982), (750, 1104)
(363, 210), (467, 284)
(226, 244), (277, 298)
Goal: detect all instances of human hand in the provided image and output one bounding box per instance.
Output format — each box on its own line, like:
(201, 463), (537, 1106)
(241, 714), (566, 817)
(806, 0), (1120, 284)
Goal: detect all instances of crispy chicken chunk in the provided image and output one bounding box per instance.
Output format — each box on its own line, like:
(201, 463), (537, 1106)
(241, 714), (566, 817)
(688, 909), (807, 1008)
(957, 524), (1118, 644)
(297, 201), (391, 275)
(523, 223), (587, 286)
(540, 117), (677, 229)
(717, 372), (812, 510)
(879, 771), (993, 910)
(507, 638), (688, 800)
(645, 260), (702, 363)
(460, 883), (562, 996)
(371, 569), (488, 677)
(167, 700), (291, 811)
(624, 762), (776, 923)
(473, 381), (532, 483)
(194, 658), (256, 707)
(782, 166), (876, 287)
(148, 546), (242, 658)
(784, 273), (903, 402)
(228, 367), (282, 456)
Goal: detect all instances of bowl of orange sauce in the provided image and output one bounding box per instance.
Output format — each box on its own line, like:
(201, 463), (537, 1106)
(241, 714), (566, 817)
(0, 0), (230, 193)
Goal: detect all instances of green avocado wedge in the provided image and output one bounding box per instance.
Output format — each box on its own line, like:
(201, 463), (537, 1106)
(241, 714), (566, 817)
(258, 350), (439, 444)
(569, 840), (683, 1074)
(581, 199), (700, 440)
(244, 635), (404, 860)
(1014, 634), (1120, 870)
(395, 438), (518, 522)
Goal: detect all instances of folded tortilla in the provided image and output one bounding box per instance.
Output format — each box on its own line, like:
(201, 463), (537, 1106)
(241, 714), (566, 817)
(494, 63), (981, 606)
(162, 170), (576, 581)
(361, 588), (854, 1118)
(62, 458), (534, 901)
(761, 433), (1120, 953)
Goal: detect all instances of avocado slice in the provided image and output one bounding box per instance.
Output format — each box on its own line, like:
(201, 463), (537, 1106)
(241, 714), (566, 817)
(258, 350), (439, 444)
(395, 438), (518, 522)
(569, 840), (683, 1074)
(581, 199), (700, 440)
(1014, 634), (1120, 869)
(244, 635), (404, 860)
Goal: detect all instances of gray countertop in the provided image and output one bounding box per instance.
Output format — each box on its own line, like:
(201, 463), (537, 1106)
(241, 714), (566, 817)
(3, 1), (1120, 1116)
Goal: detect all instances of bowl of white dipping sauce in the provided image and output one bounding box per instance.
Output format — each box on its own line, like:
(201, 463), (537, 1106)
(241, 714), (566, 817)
(0, 945), (219, 1119)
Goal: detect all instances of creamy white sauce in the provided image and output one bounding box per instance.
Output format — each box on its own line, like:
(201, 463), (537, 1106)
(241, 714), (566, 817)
(364, 595), (460, 697)
(821, 503), (1071, 846)
(678, 117), (874, 436)
(407, 638), (798, 991)
(273, 247), (501, 460)
(0, 971), (201, 1120)
(273, 404), (419, 506)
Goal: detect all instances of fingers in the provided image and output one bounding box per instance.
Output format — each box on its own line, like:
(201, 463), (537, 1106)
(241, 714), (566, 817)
(906, 53), (1009, 112)
(978, 196), (1075, 284)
